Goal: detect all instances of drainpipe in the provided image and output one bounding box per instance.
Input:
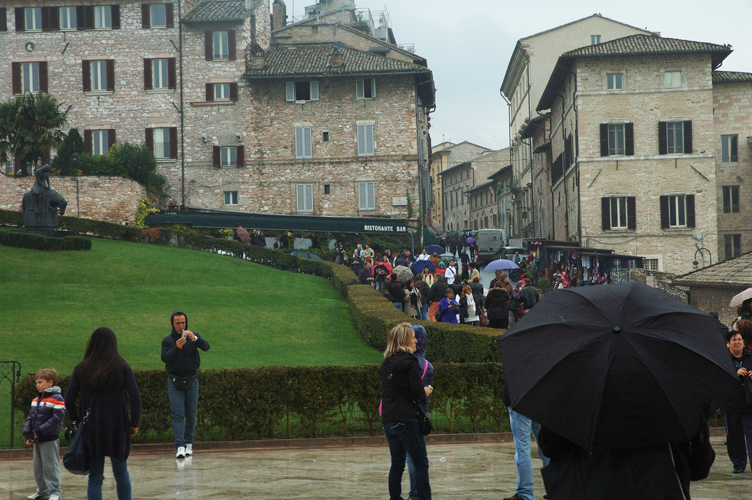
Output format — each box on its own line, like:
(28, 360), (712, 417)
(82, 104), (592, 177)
(178, 0), (186, 209)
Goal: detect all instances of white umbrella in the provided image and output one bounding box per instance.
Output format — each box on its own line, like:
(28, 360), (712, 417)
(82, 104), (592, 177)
(392, 265), (414, 282)
(729, 287), (752, 308)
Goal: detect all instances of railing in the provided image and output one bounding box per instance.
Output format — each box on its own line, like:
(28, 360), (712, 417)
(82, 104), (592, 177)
(0, 361), (22, 449)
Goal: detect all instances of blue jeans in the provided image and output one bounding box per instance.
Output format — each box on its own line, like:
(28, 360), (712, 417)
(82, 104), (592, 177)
(509, 408), (549, 500)
(420, 304), (428, 320)
(406, 410), (429, 497)
(383, 420), (431, 500)
(167, 375), (199, 448)
(393, 301), (404, 312)
(88, 456), (131, 500)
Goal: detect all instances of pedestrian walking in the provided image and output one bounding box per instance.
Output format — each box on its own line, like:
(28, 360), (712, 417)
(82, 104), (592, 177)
(723, 329), (752, 473)
(484, 281), (510, 329)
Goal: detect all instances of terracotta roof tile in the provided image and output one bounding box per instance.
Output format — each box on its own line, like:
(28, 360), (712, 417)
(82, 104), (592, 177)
(563, 34), (731, 58)
(673, 252), (752, 287)
(183, 0), (248, 23)
(713, 71), (752, 83)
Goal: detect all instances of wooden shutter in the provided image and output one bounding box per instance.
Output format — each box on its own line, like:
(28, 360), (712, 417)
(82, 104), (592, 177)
(0, 8), (7, 32)
(205, 31), (213, 61)
(658, 122), (667, 155)
(228, 30), (236, 61)
(108, 129), (116, 149)
(683, 121), (692, 154)
(167, 58), (176, 89)
(285, 82), (295, 101)
(106, 60), (115, 91)
(143, 58), (152, 90)
(111, 5), (120, 29)
(625, 123), (634, 156)
(686, 194), (695, 228)
(600, 124), (608, 157)
(601, 197), (610, 230)
(310, 80), (319, 101)
(236, 146), (244, 168)
(169, 127), (178, 159)
(659, 195), (669, 229)
(141, 4), (150, 28)
(84, 130), (93, 153)
(15, 7), (24, 32)
(205, 83), (214, 102)
(627, 196), (636, 230)
(213, 146), (220, 168)
(39, 62), (48, 93)
(145, 128), (154, 152)
(82, 61), (91, 92)
(76, 6), (86, 30)
(12, 62), (21, 94)
(41, 7), (52, 31)
(229, 82), (238, 101)
(84, 6), (94, 30)
(165, 3), (174, 28)
(49, 7), (59, 30)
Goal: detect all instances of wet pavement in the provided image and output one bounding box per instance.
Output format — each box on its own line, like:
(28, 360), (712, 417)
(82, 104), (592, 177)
(1, 437), (751, 499)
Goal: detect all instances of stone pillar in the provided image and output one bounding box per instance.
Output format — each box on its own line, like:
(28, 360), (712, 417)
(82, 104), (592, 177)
(272, 0), (287, 30)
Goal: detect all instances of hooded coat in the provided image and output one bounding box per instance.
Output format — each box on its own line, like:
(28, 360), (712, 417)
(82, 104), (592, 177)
(484, 287), (510, 320)
(23, 385), (65, 443)
(411, 325), (435, 414)
(161, 311), (211, 377)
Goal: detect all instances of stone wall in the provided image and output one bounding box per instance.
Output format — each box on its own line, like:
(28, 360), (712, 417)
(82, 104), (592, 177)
(0, 174), (146, 224)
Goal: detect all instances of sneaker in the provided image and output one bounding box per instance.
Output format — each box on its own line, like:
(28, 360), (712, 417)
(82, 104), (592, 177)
(733, 466), (745, 473)
(26, 494), (43, 500)
(185, 444), (193, 456)
(176, 446), (186, 459)
(49, 496), (61, 500)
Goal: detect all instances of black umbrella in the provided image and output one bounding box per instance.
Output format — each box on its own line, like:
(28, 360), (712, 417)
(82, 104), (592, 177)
(497, 281), (738, 451)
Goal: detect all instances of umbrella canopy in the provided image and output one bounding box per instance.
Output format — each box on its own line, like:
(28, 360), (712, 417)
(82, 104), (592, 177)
(393, 265), (414, 282)
(498, 281), (738, 451)
(411, 260), (435, 274)
(484, 259), (519, 272)
(425, 244), (444, 255)
(729, 287), (752, 308)
(466, 237), (476, 244)
(290, 251), (323, 261)
(236, 226), (251, 244)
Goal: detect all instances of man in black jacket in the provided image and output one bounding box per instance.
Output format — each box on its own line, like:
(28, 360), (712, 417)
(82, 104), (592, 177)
(161, 311), (210, 459)
(427, 275), (448, 321)
(386, 274), (405, 312)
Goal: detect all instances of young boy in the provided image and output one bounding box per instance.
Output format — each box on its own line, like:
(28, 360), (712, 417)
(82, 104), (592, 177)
(23, 369), (65, 500)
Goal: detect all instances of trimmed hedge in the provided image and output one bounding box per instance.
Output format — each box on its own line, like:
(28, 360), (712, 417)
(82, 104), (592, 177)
(0, 231), (91, 251)
(15, 364), (507, 442)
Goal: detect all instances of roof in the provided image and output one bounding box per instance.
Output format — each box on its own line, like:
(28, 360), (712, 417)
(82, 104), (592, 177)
(488, 164), (513, 180)
(183, 0), (251, 23)
(467, 180), (495, 193)
(713, 71), (752, 84)
(537, 34), (732, 111)
(520, 115), (548, 140)
(673, 251), (752, 287)
(437, 160), (472, 177)
(520, 14), (653, 42)
(433, 140), (491, 154)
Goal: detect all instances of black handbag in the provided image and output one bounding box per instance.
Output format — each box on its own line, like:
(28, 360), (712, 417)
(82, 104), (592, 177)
(170, 374), (194, 391)
(412, 401), (433, 436)
(64, 393), (96, 476)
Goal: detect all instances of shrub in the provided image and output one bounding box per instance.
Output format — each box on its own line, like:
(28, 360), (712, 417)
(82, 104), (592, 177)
(0, 231), (91, 251)
(537, 278), (551, 293)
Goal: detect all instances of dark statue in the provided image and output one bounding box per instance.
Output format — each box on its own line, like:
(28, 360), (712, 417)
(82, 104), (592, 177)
(22, 164), (68, 236)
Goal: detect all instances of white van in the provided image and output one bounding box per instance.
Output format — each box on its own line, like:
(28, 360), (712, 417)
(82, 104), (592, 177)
(475, 229), (505, 262)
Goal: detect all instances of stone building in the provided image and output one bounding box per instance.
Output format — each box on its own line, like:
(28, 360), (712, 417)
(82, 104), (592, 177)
(500, 14), (653, 239)
(488, 164), (513, 240)
(536, 34), (732, 275)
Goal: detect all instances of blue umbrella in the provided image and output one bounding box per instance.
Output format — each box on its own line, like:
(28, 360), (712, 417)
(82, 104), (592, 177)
(425, 244), (444, 255)
(484, 259), (519, 272)
(411, 260), (435, 274)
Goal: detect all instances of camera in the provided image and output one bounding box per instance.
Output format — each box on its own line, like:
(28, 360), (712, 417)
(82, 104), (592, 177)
(181, 332), (187, 340)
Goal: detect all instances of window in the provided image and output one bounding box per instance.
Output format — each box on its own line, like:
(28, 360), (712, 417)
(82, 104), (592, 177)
(356, 78), (376, 99)
(25, 8), (42, 31)
(285, 81), (319, 102)
(152, 128), (171, 159)
(150, 4), (167, 27)
(659, 121), (692, 155)
(213, 31), (229, 60)
(591, 35), (601, 45)
(215, 83), (230, 100)
(146, 58), (175, 90)
(608, 124), (625, 156)
(205, 30), (236, 61)
(600, 123), (633, 156)
(205, 82), (237, 102)
(22, 62), (40, 93)
(224, 191), (238, 205)
(322, 131), (329, 142)
(12, 62), (47, 94)
(660, 194), (695, 229)
(357, 124), (374, 156)
(324, 184), (331, 195)
(601, 196), (636, 230)
(85, 129), (115, 156)
(725, 234), (742, 260)
(90, 60), (108, 91)
(295, 126), (313, 159)
(220, 146), (237, 167)
(663, 71), (682, 88)
(723, 186), (740, 214)
(0, 8), (6, 32)
(296, 184), (314, 213)
(606, 73), (623, 90)
(94, 5), (112, 29)
(644, 258), (659, 271)
(722, 135), (738, 162)
(60, 7), (77, 30)
(358, 182), (376, 211)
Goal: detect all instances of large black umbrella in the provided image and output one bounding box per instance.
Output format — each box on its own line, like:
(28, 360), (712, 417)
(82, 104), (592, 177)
(497, 281), (738, 451)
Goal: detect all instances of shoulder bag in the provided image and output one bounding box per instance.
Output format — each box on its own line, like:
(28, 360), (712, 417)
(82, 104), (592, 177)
(63, 392), (96, 475)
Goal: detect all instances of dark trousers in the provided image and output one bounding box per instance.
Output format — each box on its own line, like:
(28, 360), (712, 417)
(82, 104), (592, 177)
(725, 410), (752, 469)
(488, 317), (508, 329)
(383, 420), (431, 500)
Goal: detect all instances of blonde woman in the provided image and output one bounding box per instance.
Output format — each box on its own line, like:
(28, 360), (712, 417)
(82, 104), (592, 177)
(381, 323), (434, 500)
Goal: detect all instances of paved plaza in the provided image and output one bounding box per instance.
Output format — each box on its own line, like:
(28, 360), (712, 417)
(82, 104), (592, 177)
(1, 437), (751, 499)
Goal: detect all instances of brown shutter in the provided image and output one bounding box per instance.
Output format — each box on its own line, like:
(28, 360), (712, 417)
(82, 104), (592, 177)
(205, 83), (214, 102)
(205, 31), (213, 61)
(236, 145), (244, 167)
(84, 6), (94, 30)
(84, 130), (93, 153)
(169, 127), (178, 159)
(601, 197), (610, 231)
(228, 30), (236, 60)
(625, 123), (634, 156)
(167, 58), (176, 89)
(229, 82), (238, 101)
(15, 6), (24, 32)
(165, 3), (174, 28)
(49, 6), (59, 30)
(686, 194), (695, 228)
(683, 121), (692, 154)
(600, 124), (608, 157)
(213, 146), (220, 168)
(145, 128), (154, 152)
(39, 62), (48, 93)
(141, 4), (150, 28)
(106, 60), (115, 92)
(108, 129), (116, 149)
(627, 196), (636, 230)
(82, 60), (91, 92)
(658, 122), (667, 155)
(0, 8), (7, 32)
(76, 6), (86, 30)
(111, 5), (120, 29)
(143, 58), (152, 90)
(12, 62), (21, 94)
(659, 195), (669, 229)
(41, 7), (51, 31)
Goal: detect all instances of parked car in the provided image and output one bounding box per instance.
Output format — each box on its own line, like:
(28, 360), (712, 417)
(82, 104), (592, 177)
(492, 246), (529, 261)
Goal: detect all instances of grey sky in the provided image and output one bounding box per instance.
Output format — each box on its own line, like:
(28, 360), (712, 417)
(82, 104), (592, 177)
(286, 0), (752, 150)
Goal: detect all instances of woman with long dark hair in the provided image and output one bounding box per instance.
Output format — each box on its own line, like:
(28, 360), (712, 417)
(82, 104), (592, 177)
(65, 328), (141, 500)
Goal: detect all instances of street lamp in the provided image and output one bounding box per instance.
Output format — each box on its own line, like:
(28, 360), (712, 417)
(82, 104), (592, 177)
(693, 244), (712, 270)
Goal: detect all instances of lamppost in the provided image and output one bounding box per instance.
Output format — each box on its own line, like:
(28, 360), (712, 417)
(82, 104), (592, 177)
(72, 143), (80, 217)
(692, 243), (712, 270)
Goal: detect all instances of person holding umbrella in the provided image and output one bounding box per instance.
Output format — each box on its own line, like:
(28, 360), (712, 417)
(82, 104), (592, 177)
(723, 328), (752, 474)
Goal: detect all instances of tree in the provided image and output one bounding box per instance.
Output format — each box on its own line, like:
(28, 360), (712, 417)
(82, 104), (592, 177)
(51, 128), (86, 176)
(0, 94), (68, 173)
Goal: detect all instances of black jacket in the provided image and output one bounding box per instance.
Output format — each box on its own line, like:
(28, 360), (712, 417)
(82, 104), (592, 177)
(484, 287), (510, 320)
(386, 280), (405, 303)
(380, 351), (426, 422)
(415, 280), (430, 303)
(726, 349), (752, 412)
(470, 281), (484, 306)
(427, 281), (448, 304)
(161, 311), (211, 377)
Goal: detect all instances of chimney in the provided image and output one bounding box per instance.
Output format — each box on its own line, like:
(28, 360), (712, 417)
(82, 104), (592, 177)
(272, 0), (287, 30)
